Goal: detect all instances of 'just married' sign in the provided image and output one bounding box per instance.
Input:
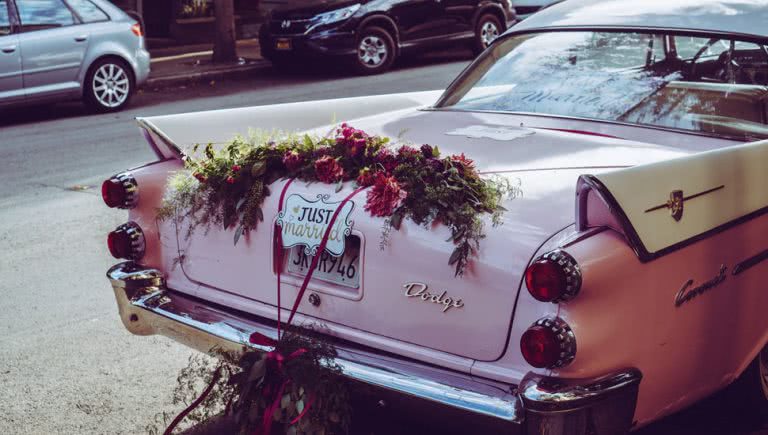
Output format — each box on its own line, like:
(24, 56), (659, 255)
(276, 194), (355, 257)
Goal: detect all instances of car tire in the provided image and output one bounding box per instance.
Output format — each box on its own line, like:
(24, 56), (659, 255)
(474, 14), (503, 54)
(727, 344), (768, 417)
(83, 57), (135, 113)
(353, 26), (396, 75)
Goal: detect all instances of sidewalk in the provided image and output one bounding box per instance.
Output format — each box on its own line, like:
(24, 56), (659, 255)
(145, 39), (271, 88)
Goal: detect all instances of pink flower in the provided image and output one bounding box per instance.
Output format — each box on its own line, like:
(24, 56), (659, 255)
(356, 167), (377, 187)
(226, 176), (235, 184)
(231, 164), (241, 172)
(193, 173), (207, 183)
(314, 155), (344, 183)
(365, 173), (407, 217)
(282, 150), (304, 172)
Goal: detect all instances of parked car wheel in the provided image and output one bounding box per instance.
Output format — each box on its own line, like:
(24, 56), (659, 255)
(474, 14), (503, 54)
(728, 345), (768, 417)
(84, 58), (135, 113)
(353, 26), (396, 75)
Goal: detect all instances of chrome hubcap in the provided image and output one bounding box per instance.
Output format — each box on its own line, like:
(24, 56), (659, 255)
(358, 35), (387, 67)
(93, 64), (130, 108)
(480, 21), (499, 48)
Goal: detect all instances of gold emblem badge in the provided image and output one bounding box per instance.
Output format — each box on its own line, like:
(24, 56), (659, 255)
(667, 190), (684, 221)
(644, 185), (724, 222)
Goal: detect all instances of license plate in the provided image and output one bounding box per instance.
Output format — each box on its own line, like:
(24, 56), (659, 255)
(275, 38), (292, 50)
(287, 237), (360, 288)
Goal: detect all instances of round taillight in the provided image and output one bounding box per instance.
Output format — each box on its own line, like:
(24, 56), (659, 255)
(107, 222), (145, 260)
(102, 179), (125, 208)
(520, 317), (576, 369)
(525, 250), (581, 303)
(101, 172), (138, 209)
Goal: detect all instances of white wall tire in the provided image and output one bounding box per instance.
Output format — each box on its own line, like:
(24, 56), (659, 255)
(84, 58), (135, 113)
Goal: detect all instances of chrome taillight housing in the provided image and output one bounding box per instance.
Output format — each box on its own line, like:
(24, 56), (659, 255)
(102, 171), (138, 209)
(520, 317), (576, 369)
(108, 222), (145, 260)
(525, 250), (581, 303)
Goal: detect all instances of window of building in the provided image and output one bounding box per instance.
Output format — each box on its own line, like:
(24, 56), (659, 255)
(17, 0), (75, 31)
(67, 0), (108, 23)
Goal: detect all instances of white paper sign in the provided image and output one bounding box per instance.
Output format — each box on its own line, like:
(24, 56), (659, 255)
(276, 194), (355, 257)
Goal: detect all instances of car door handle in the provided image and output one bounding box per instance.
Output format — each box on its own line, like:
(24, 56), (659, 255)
(74, 35), (88, 42)
(1, 45), (16, 53)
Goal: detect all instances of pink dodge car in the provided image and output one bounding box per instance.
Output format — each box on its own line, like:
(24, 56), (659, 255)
(104, 0), (768, 433)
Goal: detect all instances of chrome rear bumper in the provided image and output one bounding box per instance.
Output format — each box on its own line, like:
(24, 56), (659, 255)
(108, 262), (641, 434)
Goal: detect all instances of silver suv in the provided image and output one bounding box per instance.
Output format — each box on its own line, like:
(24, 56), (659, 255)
(0, 0), (150, 112)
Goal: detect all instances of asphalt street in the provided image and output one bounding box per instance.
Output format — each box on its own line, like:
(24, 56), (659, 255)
(0, 52), (765, 434)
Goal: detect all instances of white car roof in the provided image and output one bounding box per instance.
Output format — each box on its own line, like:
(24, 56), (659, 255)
(510, 0), (768, 40)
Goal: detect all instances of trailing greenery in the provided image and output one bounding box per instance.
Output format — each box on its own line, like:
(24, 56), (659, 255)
(148, 327), (351, 435)
(158, 125), (519, 276)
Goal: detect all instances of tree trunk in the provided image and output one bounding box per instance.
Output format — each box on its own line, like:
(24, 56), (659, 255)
(212, 0), (237, 63)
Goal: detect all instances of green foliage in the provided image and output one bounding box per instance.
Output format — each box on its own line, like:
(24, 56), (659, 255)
(157, 125), (519, 276)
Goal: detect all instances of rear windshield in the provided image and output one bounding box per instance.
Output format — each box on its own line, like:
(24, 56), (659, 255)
(437, 31), (768, 141)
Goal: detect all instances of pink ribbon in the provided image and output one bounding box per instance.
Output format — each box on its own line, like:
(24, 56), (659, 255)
(251, 180), (366, 434)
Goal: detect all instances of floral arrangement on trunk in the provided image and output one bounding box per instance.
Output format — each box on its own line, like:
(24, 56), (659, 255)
(159, 124), (515, 276)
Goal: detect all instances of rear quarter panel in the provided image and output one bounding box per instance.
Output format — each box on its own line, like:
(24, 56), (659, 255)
(554, 216), (768, 427)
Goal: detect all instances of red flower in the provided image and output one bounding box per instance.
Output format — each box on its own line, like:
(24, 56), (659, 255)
(420, 144), (436, 158)
(374, 148), (397, 173)
(231, 164), (241, 172)
(226, 176), (235, 184)
(397, 145), (420, 163)
(450, 153), (475, 168)
(365, 173), (407, 217)
(193, 173), (207, 183)
(356, 167), (377, 187)
(314, 155), (344, 183)
(282, 150), (304, 172)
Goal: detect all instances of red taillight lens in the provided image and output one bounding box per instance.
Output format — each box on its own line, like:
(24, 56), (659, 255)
(131, 23), (143, 37)
(525, 250), (581, 303)
(101, 172), (138, 209)
(107, 222), (145, 260)
(521, 326), (560, 368)
(525, 260), (566, 302)
(520, 317), (576, 369)
(102, 179), (126, 208)
(108, 229), (131, 259)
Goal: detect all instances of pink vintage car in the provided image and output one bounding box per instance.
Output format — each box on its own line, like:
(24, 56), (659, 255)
(104, 1), (768, 433)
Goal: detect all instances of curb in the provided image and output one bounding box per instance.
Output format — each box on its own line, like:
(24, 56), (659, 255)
(144, 60), (272, 89)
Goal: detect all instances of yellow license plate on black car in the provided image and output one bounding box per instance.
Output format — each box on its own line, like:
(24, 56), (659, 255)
(275, 39), (292, 50)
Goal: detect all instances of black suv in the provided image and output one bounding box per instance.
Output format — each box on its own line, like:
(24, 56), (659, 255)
(259, 0), (516, 74)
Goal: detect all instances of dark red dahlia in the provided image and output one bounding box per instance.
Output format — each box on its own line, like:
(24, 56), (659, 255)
(356, 167), (377, 187)
(282, 150), (304, 172)
(364, 173), (407, 217)
(193, 173), (207, 183)
(231, 164), (241, 172)
(226, 176), (236, 184)
(374, 148), (398, 173)
(420, 144), (435, 158)
(397, 145), (420, 163)
(314, 155), (344, 183)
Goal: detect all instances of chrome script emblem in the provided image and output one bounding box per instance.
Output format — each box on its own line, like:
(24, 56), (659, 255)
(403, 283), (464, 313)
(281, 20), (291, 29)
(675, 264), (728, 307)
